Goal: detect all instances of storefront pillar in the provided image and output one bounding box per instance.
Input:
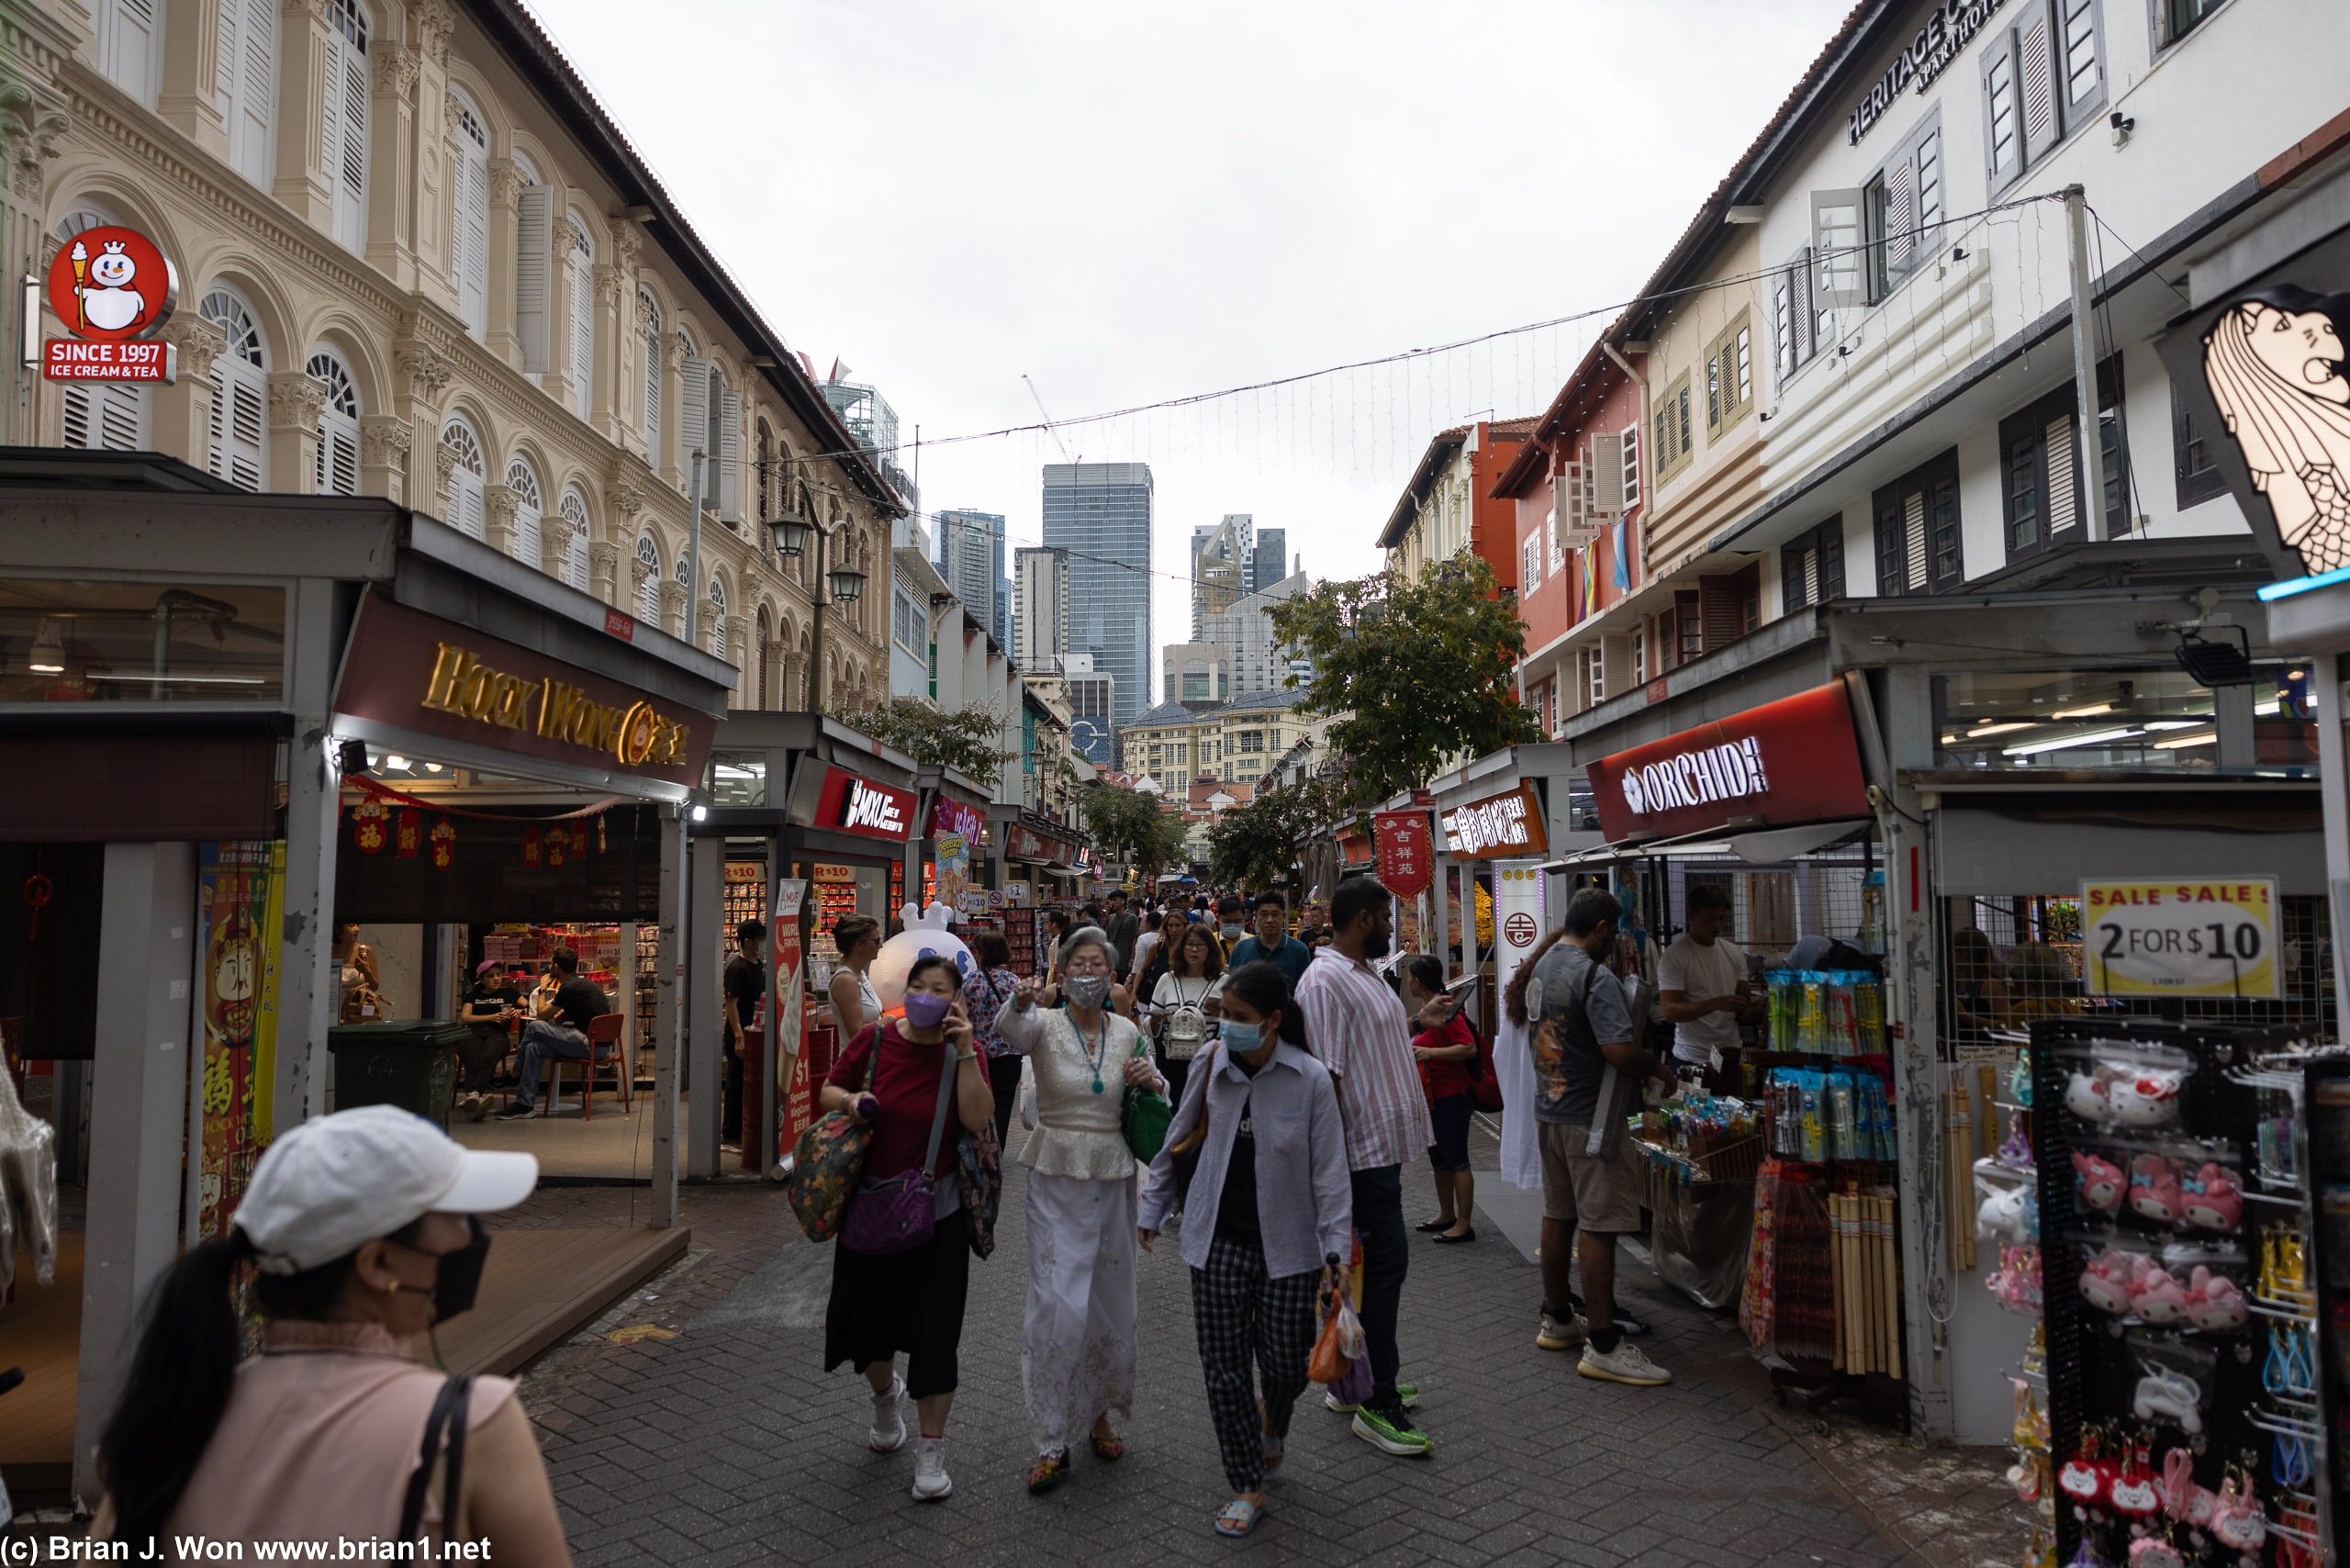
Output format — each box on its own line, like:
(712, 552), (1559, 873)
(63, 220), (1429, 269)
(279, 577), (346, 1126)
(73, 842), (198, 1505)
(686, 833), (722, 1180)
(651, 808), (683, 1228)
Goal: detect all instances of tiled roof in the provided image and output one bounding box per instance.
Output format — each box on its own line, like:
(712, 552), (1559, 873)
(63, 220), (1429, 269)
(1130, 700), (1196, 728)
(1220, 688), (1309, 713)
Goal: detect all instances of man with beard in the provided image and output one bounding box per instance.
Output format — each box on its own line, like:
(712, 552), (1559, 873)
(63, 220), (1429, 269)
(1292, 876), (1432, 1458)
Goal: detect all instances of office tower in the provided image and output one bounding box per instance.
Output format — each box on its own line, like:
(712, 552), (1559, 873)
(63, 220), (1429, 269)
(1200, 570), (1312, 697)
(995, 575), (1011, 651)
(1191, 513), (1248, 638)
(1062, 654), (1116, 767)
(1041, 463), (1152, 726)
(1249, 528), (1288, 594)
(1013, 545), (1069, 670)
(935, 510), (1005, 636)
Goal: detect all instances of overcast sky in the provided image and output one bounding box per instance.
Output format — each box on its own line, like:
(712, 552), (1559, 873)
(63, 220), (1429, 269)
(544, 0), (1852, 705)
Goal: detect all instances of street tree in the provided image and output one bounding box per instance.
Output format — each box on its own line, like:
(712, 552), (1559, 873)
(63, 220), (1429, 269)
(1082, 781), (1191, 883)
(828, 697), (1010, 788)
(1269, 555), (1541, 805)
(1206, 779), (1337, 894)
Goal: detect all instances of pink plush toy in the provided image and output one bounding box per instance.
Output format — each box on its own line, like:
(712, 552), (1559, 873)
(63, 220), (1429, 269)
(2179, 1164), (2243, 1232)
(2183, 1265), (2247, 1329)
(2129, 1153), (2183, 1225)
(2079, 1248), (2135, 1315)
(2130, 1259), (2189, 1325)
(2074, 1151), (2126, 1213)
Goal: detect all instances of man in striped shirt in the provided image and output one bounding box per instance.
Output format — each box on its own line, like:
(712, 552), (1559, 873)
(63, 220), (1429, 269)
(1294, 875), (1434, 1458)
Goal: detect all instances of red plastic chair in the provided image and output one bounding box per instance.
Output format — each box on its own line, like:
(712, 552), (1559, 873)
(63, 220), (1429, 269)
(543, 1014), (630, 1120)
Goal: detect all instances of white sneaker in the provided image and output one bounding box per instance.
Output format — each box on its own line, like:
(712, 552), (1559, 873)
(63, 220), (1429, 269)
(1578, 1339), (1672, 1386)
(868, 1374), (907, 1452)
(911, 1434), (953, 1500)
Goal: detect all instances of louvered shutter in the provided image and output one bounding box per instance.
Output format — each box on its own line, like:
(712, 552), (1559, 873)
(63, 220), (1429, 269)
(1812, 189), (1864, 308)
(560, 494), (590, 591)
(2045, 409), (2080, 532)
(320, 26), (343, 221)
(568, 241), (594, 419)
(234, 0), (274, 185)
(679, 356), (709, 480)
(638, 543), (660, 621)
(1793, 247), (1817, 364)
(332, 26), (368, 250)
(456, 148), (489, 335)
(1882, 150), (1916, 286)
(1697, 575), (1742, 653)
(1904, 492), (1929, 590)
(515, 186), (551, 375)
(641, 319), (662, 454)
(508, 462), (542, 565)
(215, 0), (237, 116)
(2019, 0), (2060, 165)
(718, 389), (743, 522)
(63, 384), (149, 451)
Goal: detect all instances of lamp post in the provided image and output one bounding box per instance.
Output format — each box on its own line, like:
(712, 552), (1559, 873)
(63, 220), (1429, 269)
(767, 501), (866, 715)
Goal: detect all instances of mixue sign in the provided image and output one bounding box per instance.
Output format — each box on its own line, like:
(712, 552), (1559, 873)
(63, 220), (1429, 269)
(1585, 683), (1870, 843)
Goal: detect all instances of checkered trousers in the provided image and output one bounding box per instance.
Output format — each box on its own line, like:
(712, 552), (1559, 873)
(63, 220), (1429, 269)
(1189, 1232), (1323, 1495)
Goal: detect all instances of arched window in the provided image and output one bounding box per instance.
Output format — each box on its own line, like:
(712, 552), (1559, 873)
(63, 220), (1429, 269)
(557, 486), (591, 592)
(566, 213), (595, 420)
(219, 0), (277, 185)
(639, 289), (662, 456)
(710, 577), (727, 660)
(201, 286), (267, 491)
(635, 533), (660, 622)
(91, 0), (161, 107)
(755, 606), (771, 708)
(755, 422), (773, 521)
(439, 414), (485, 538)
(322, 0), (369, 251)
(449, 89), (489, 336)
(54, 208), (150, 452)
(307, 347), (361, 496)
(505, 455), (542, 566)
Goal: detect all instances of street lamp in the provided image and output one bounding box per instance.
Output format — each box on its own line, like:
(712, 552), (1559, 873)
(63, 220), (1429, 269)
(766, 499), (867, 713)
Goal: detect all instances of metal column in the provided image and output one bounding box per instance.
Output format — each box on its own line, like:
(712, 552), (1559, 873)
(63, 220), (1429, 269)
(651, 808), (683, 1227)
(686, 833), (723, 1178)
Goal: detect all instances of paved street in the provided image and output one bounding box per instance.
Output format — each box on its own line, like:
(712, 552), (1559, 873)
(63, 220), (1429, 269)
(508, 1128), (2010, 1568)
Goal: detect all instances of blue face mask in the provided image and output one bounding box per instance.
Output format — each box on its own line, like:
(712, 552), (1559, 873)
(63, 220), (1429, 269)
(1221, 1019), (1267, 1054)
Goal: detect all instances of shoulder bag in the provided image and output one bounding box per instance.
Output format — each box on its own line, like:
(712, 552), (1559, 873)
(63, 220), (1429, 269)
(841, 1041), (959, 1255)
(785, 1026), (880, 1242)
(396, 1374), (474, 1550)
(1121, 1026), (1173, 1162)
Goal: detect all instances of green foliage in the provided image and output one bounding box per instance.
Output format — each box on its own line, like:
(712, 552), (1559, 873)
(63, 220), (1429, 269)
(1206, 779), (1339, 894)
(1082, 782), (1191, 880)
(1267, 555), (1540, 805)
(829, 697), (1009, 788)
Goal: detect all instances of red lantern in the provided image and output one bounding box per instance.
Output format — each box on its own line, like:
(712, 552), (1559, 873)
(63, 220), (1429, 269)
(522, 826), (542, 868)
(545, 824), (568, 868)
(352, 800), (387, 855)
(396, 808), (421, 858)
(430, 817), (455, 869)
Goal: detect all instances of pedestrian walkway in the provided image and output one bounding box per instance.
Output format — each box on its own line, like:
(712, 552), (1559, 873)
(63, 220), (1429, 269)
(514, 1142), (2009, 1567)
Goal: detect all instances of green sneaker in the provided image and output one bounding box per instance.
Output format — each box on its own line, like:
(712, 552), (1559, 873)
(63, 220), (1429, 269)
(1326, 1381), (1417, 1414)
(1350, 1401), (1432, 1456)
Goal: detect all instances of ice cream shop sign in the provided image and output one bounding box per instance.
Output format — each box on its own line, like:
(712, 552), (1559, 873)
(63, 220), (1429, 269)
(40, 224), (179, 382)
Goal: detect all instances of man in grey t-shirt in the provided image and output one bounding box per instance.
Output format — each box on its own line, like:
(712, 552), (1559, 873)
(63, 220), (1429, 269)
(1526, 888), (1673, 1387)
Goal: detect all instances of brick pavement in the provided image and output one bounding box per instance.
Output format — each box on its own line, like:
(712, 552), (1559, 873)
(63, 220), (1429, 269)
(507, 1130), (2014, 1568)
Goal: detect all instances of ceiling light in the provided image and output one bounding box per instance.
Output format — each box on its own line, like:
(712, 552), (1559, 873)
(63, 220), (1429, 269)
(28, 618), (62, 674)
(2004, 726), (2143, 756)
(1967, 722), (2032, 737)
(2254, 700), (2281, 715)
(2143, 720), (2203, 730)
(2154, 731), (2218, 749)
(1940, 734), (1958, 745)
(2051, 703), (2112, 719)
(384, 755), (408, 771)
(424, 763), (444, 773)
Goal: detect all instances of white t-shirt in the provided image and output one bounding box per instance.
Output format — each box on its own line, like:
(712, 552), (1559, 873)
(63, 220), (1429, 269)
(1130, 930), (1160, 978)
(1658, 934), (1746, 1066)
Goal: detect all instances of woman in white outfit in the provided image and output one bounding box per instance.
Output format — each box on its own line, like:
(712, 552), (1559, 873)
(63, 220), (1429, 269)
(997, 924), (1165, 1493)
(826, 914), (884, 1039)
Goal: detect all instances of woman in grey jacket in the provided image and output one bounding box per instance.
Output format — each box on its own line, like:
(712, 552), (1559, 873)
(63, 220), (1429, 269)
(1138, 960), (1352, 1539)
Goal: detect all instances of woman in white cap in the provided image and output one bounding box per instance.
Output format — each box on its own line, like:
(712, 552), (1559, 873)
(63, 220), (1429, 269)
(93, 1104), (565, 1564)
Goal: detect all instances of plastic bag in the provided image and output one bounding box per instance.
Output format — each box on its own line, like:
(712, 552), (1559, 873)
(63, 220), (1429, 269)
(1309, 1296), (1364, 1383)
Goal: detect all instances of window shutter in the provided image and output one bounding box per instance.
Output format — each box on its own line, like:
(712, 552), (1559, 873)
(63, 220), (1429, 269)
(561, 492), (591, 591)
(1982, 27), (2020, 180)
(1697, 574), (1742, 653)
(1620, 422), (1640, 509)
(1904, 491), (1929, 590)
(1783, 545), (1807, 613)
(1591, 431), (1625, 513)
(1561, 459), (1591, 545)
(333, 25), (369, 250)
(1706, 344), (1723, 431)
(218, 0), (274, 185)
(2045, 409), (2079, 532)
(105, 0), (159, 103)
(679, 356), (709, 477)
(1773, 271), (1795, 379)
(569, 243), (594, 419)
(508, 462), (543, 565)
(215, 0), (236, 114)
(1734, 325), (1752, 412)
(640, 307), (662, 457)
(63, 383), (149, 451)
(515, 186), (551, 375)
(719, 388), (743, 523)
(2019, 0), (2060, 165)
(456, 149), (489, 335)
(1794, 247), (1818, 364)
(2059, 0), (2104, 118)
(638, 541), (661, 621)
(1874, 496), (1907, 595)
(1882, 150), (1916, 285)
(1811, 188), (1865, 308)
(1913, 128), (1943, 238)
(320, 26), (344, 221)
(1818, 522), (1844, 600)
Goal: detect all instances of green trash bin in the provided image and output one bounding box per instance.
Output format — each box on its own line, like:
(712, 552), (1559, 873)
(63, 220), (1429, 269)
(328, 1019), (469, 1131)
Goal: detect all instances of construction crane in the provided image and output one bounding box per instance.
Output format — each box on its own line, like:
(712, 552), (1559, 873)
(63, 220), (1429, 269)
(1023, 374), (1079, 465)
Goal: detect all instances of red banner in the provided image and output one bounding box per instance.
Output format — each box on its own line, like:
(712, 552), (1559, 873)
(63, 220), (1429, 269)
(1375, 811), (1434, 899)
(930, 796), (988, 845)
(809, 766), (919, 842)
(1584, 681), (1869, 843)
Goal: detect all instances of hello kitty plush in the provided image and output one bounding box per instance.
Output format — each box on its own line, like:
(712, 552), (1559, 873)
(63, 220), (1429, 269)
(2074, 1151), (2126, 1213)
(2066, 1067), (2119, 1126)
(865, 902), (977, 1018)
(2129, 1153), (2183, 1225)
(2179, 1164), (2243, 1232)
(2109, 1070), (2185, 1129)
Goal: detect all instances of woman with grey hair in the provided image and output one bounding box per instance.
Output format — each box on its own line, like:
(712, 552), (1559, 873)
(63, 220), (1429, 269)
(998, 924), (1165, 1493)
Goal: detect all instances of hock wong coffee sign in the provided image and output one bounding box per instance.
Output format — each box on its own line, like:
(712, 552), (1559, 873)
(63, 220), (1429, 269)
(1585, 682), (1868, 844)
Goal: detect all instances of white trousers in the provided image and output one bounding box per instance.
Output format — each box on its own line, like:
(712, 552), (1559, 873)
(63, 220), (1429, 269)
(1022, 1170), (1139, 1457)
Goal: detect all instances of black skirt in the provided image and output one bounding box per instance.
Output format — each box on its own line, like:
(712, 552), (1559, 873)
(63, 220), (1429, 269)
(822, 1208), (970, 1399)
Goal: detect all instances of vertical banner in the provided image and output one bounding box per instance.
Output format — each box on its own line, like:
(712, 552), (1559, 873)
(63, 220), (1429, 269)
(197, 841), (282, 1238)
(1373, 811), (1433, 899)
(1493, 858), (1546, 996)
(771, 878), (811, 1159)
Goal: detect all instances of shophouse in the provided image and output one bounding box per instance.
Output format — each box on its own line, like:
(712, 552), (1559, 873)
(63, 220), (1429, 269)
(1378, 417), (1536, 588)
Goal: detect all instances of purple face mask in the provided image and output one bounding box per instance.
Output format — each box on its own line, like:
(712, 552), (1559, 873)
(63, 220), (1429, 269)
(902, 990), (952, 1028)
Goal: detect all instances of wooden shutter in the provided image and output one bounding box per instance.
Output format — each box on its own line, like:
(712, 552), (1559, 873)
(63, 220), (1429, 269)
(63, 384), (148, 451)
(1592, 431), (1624, 513)
(679, 356), (709, 477)
(719, 388), (744, 523)
(641, 308), (662, 456)
(2019, 0), (2060, 165)
(2045, 408), (2080, 532)
(1882, 144), (1917, 286)
(515, 186), (551, 375)
(456, 148), (489, 335)
(508, 461), (542, 564)
(1982, 27), (2020, 180)
(1818, 521), (1844, 599)
(561, 492), (590, 591)
(639, 542), (661, 621)
(1902, 491), (1929, 590)
(1782, 543), (1808, 613)
(568, 251), (594, 419)
(208, 361), (265, 493)
(332, 24), (368, 249)
(320, 25), (344, 225)
(239, 0), (274, 182)
(216, 0), (239, 129)
(1812, 188), (1864, 308)
(1620, 422), (1639, 509)
(1913, 127), (1942, 237)
(2059, 0), (2103, 118)
(1697, 574), (1743, 652)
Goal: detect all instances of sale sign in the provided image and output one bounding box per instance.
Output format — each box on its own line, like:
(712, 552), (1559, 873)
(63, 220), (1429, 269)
(1375, 810), (1434, 898)
(2080, 877), (2279, 999)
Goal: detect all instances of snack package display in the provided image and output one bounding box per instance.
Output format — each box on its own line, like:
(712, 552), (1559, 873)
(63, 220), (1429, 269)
(1762, 969), (1887, 1057)
(1765, 1066), (1895, 1162)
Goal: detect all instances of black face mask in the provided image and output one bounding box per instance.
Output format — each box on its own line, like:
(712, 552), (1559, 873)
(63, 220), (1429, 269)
(431, 1217), (491, 1320)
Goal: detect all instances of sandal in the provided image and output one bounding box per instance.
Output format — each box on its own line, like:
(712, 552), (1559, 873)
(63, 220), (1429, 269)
(1091, 1433), (1125, 1462)
(1214, 1498), (1263, 1538)
(1260, 1430), (1283, 1473)
(1027, 1451), (1069, 1494)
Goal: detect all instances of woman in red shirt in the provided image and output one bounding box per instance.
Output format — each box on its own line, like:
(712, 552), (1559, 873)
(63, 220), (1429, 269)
(819, 954), (995, 1503)
(1403, 955), (1479, 1243)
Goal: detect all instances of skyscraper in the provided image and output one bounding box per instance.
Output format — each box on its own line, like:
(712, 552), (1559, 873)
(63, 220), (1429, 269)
(935, 510), (1005, 643)
(1012, 544), (1069, 671)
(1191, 514), (1248, 639)
(1042, 463), (1152, 728)
(1249, 528), (1288, 594)
(1201, 570), (1313, 697)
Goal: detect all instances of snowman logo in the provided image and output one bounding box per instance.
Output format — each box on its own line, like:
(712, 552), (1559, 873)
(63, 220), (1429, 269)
(73, 241), (149, 334)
